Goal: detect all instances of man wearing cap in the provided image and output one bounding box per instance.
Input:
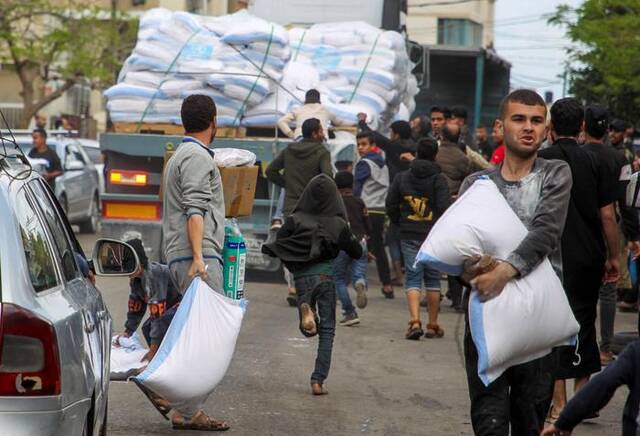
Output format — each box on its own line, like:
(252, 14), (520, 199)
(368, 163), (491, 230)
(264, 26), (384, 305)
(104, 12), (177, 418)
(610, 119), (634, 164)
(583, 106), (640, 365)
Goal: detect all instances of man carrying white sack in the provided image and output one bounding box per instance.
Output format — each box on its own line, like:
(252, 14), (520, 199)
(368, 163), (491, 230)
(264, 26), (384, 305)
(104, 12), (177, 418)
(456, 89), (572, 436)
(151, 94), (229, 431)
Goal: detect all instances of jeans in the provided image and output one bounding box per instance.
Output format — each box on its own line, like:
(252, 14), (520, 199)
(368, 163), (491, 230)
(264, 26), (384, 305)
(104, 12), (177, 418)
(401, 239), (441, 291)
(294, 274), (336, 384)
(464, 320), (554, 435)
(599, 282), (617, 352)
(141, 305), (178, 347)
(368, 211), (391, 286)
(333, 241), (368, 316)
(386, 222), (403, 263)
(273, 187), (285, 221)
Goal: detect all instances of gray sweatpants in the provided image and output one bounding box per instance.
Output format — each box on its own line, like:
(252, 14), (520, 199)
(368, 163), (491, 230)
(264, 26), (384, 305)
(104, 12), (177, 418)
(167, 257), (223, 418)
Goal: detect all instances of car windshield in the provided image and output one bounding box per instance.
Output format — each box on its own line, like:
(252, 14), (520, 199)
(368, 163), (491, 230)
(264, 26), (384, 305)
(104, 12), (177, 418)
(82, 146), (103, 164)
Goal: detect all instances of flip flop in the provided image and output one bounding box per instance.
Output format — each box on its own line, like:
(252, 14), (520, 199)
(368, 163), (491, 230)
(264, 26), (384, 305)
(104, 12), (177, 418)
(132, 378), (171, 421)
(172, 415), (230, 431)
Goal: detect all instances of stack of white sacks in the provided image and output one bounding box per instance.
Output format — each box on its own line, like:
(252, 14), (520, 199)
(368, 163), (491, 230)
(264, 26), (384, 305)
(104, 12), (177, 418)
(105, 8), (418, 128)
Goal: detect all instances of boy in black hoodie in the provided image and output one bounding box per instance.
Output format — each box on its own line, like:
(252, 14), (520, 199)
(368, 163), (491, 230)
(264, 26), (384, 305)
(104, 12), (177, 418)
(262, 174), (363, 395)
(386, 138), (451, 340)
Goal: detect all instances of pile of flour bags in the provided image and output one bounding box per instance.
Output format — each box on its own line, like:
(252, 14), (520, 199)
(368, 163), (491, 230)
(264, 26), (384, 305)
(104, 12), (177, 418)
(104, 8), (418, 129)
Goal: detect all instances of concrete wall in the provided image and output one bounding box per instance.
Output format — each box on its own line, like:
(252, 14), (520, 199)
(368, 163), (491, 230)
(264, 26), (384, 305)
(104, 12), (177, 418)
(406, 0), (495, 48)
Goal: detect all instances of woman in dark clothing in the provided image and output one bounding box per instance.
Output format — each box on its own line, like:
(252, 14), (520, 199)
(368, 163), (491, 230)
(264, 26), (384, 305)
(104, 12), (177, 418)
(262, 174), (363, 395)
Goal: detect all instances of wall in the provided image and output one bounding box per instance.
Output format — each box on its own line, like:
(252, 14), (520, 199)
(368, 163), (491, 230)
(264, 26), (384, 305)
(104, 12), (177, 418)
(406, 0), (495, 47)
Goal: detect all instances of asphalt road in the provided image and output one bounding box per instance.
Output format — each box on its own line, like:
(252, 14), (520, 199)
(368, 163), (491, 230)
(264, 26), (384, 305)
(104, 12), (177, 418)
(78, 233), (632, 436)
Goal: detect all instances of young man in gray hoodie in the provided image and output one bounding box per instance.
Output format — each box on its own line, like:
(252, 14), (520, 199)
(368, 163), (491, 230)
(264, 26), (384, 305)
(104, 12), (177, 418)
(159, 94), (229, 431)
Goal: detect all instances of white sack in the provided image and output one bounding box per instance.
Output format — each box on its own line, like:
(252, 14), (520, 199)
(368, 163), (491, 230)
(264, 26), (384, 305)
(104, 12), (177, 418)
(416, 178), (579, 385)
(213, 148), (257, 167)
(110, 333), (148, 381)
(134, 278), (247, 403)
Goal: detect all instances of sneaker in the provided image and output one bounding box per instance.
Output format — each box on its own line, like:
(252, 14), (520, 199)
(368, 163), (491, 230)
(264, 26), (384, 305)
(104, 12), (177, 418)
(270, 219), (282, 231)
(381, 286), (395, 299)
(355, 282), (368, 309)
(419, 296), (428, 307)
(339, 312), (360, 326)
(618, 301), (639, 313)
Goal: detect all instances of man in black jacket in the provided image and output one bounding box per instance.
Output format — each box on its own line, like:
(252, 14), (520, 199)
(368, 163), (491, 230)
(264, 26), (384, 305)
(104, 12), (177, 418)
(386, 138), (450, 340)
(541, 340), (640, 436)
(582, 106), (640, 365)
(538, 98), (620, 420)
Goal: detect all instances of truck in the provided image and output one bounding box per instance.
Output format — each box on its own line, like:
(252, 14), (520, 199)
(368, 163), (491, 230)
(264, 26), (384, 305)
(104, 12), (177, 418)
(99, 0), (422, 271)
(100, 131), (355, 271)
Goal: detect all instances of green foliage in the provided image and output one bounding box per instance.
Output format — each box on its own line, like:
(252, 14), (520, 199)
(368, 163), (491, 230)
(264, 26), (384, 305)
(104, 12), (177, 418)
(550, 0), (640, 123)
(0, 0), (137, 125)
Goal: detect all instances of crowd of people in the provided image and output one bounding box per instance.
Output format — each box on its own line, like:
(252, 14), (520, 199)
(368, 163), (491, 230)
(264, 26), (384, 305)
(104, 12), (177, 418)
(108, 89), (640, 434)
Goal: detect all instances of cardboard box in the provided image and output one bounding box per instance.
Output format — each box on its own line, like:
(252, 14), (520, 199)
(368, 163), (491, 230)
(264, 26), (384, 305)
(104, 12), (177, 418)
(219, 165), (258, 218)
(161, 149), (258, 218)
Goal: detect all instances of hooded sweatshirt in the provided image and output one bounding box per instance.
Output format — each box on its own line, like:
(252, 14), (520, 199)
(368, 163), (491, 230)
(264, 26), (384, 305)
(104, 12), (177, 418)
(262, 174), (363, 277)
(386, 159), (451, 241)
(265, 139), (333, 216)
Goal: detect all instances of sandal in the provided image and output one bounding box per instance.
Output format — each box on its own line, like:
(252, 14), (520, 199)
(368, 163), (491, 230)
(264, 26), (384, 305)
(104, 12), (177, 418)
(172, 411), (230, 431)
(131, 378), (171, 421)
(381, 287), (395, 299)
(425, 323), (444, 338)
(405, 320), (423, 340)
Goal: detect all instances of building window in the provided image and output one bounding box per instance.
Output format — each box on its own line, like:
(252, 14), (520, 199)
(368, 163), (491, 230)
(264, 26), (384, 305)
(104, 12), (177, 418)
(437, 19), (483, 47)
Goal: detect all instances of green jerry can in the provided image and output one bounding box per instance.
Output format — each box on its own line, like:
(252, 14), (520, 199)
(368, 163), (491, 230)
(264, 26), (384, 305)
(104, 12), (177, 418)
(223, 218), (247, 299)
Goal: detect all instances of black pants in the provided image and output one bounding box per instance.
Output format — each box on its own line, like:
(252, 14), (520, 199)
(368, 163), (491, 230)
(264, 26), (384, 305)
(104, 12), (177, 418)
(464, 320), (554, 436)
(448, 276), (463, 307)
(294, 274), (336, 384)
(368, 211), (391, 286)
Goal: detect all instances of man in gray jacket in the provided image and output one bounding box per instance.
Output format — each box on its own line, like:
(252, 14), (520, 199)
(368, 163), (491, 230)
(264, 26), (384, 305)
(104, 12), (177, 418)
(159, 94), (229, 431)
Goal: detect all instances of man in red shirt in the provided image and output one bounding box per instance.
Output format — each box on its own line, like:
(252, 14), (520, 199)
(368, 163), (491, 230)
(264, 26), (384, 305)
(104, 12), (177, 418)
(490, 120), (505, 165)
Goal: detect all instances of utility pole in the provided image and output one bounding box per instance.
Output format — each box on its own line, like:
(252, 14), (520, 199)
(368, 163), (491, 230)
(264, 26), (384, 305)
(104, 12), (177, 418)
(562, 67), (568, 98)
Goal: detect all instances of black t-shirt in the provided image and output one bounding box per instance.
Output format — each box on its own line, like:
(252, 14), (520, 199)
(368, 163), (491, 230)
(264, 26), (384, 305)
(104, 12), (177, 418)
(341, 193), (370, 240)
(583, 141), (640, 241)
(539, 139), (607, 273)
(28, 147), (62, 189)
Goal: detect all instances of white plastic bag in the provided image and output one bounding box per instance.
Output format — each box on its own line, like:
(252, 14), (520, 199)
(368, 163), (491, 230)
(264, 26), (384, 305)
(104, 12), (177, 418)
(134, 278), (247, 403)
(213, 148), (257, 167)
(110, 333), (148, 381)
(416, 178), (579, 385)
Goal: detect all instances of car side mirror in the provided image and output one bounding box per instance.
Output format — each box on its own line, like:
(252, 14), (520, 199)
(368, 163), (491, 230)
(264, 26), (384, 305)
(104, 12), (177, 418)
(65, 160), (84, 171)
(92, 238), (139, 276)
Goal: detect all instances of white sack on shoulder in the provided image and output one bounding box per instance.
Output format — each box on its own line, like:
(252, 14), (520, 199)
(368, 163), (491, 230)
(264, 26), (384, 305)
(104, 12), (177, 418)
(416, 178), (579, 385)
(134, 278), (247, 403)
(213, 148), (257, 167)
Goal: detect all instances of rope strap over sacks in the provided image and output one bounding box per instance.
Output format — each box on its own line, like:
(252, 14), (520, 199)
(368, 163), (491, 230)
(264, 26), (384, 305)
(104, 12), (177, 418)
(232, 25), (275, 126)
(348, 33), (381, 104)
(136, 28), (202, 131)
(292, 29), (307, 62)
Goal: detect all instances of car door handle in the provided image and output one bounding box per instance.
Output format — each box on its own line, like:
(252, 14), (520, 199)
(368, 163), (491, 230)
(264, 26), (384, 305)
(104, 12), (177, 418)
(96, 310), (108, 321)
(83, 310), (96, 333)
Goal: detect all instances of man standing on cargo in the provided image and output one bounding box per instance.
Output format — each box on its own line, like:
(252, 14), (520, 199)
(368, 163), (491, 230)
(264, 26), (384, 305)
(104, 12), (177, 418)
(159, 94), (230, 431)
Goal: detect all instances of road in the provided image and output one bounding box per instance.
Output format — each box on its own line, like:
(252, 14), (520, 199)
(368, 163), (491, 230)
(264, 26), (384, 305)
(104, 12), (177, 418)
(78, 233), (631, 435)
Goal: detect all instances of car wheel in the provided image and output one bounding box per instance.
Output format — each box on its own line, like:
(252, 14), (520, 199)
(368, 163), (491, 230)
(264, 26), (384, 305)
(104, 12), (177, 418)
(79, 194), (100, 234)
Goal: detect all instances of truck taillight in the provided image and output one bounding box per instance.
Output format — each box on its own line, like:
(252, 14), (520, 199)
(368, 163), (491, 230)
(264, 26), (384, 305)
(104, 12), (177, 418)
(109, 169), (148, 186)
(0, 303), (61, 396)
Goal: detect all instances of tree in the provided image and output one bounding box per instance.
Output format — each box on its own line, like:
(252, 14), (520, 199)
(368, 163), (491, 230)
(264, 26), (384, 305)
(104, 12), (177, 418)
(0, 0), (137, 128)
(550, 1), (640, 124)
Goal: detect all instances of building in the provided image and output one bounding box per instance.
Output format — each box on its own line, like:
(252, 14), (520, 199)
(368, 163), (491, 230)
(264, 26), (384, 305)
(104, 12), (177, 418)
(406, 0), (510, 131)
